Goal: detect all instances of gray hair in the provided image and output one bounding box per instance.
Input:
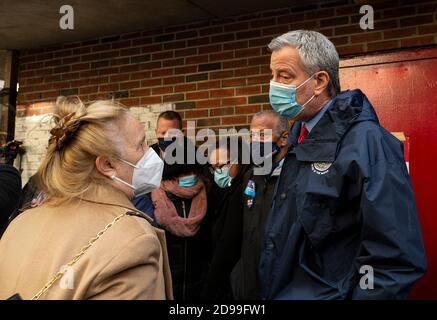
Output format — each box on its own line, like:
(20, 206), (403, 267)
(268, 30), (340, 97)
(252, 110), (289, 136)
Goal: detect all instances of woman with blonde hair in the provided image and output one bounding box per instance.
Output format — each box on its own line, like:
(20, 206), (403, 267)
(0, 96), (172, 300)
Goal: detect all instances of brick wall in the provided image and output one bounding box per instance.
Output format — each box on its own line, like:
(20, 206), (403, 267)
(13, 0), (437, 181)
(14, 114), (52, 183)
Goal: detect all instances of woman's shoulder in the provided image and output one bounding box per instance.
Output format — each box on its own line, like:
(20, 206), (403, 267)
(89, 212), (162, 275)
(118, 211), (157, 239)
(3, 204), (45, 231)
(7, 201), (158, 245)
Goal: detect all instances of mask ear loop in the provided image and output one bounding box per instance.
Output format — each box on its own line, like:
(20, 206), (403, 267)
(297, 73), (318, 109)
(118, 158), (138, 169)
(110, 158), (137, 193)
(111, 174), (135, 190)
(302, 94), (316, 108)
(296, 73), (316, 90)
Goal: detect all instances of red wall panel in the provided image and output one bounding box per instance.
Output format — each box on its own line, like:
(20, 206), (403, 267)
(340, 48), (437, 299)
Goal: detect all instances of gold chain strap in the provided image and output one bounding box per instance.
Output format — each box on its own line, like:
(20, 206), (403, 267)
(31, 212), (127, 300)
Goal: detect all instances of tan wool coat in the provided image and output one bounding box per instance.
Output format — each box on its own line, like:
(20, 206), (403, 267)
(0, 185), (173, 300)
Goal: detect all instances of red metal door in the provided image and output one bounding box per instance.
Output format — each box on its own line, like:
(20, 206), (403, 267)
(340, 47), (437, 299)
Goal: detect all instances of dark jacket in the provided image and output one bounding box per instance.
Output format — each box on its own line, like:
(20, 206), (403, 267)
(150, 142), (210, 301)
(19, 175), (39, 210)
(3, 175), (44, 238)
(132, 193), (156, 225)
(201, 170), (249, 300)
(231, 165), (281, 300)
(259, 89), (427, 300)
(0, 164), (22, 235)
(163, 191), (210, 301)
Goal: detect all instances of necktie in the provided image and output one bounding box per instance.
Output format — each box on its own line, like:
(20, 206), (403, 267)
(297, 123), (308, 144)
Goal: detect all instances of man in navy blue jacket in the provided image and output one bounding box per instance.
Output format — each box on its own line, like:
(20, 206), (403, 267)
(259, 30), (426, 300)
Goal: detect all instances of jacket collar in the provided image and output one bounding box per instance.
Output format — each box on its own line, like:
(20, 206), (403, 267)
(80, 184), (154, 224)
(288, 89), (378, 163)
(289, 113), (338, 162)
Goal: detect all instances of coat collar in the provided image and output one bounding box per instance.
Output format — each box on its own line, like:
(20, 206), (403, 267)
(80, 184), (154, 224)
(291, 113), (338, 162)
(288, 89), (375, 163)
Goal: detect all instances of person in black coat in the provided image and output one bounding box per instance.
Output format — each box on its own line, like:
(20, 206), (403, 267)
(150, 110), (211, 300)
(0, 164), (22, 237)
(201, 137), (252, 300)
(231, 111), (290, 300)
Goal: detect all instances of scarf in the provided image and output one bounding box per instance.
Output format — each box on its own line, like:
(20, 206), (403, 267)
(151, 177), (207, 237)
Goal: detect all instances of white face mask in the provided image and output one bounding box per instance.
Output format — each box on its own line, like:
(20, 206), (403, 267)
(111, 148), (164, 197)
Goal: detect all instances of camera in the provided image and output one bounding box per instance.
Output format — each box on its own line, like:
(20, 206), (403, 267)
(0, 140), (24, 165)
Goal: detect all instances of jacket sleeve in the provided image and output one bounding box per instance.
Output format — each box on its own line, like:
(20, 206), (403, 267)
(351, 132), (427, 299)
(88, 233), (167, 300)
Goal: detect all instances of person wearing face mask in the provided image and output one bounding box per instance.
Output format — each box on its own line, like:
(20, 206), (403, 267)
(132, 111), (185, 225)
(0, 97), (172, 300)
(230, 110), (289, 300)
(201, 137), (252, 300)
(258, 30), (426, 300)
(149, 111), (200, 180)
(144, 110), (211, 301)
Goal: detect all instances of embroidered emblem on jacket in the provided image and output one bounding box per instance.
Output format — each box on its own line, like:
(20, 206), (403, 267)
(311, 162), (332, 175)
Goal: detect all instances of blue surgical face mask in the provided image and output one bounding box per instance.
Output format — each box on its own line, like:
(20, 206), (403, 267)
(178, 174), (198, 188)
(214, 167), (232, 188)
(269, 76), (316, 118)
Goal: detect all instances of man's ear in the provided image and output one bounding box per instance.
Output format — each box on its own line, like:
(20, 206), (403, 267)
(279, 131), (289, 147)
(95, 156), (116, 179)
(314, 71), (330, 96)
